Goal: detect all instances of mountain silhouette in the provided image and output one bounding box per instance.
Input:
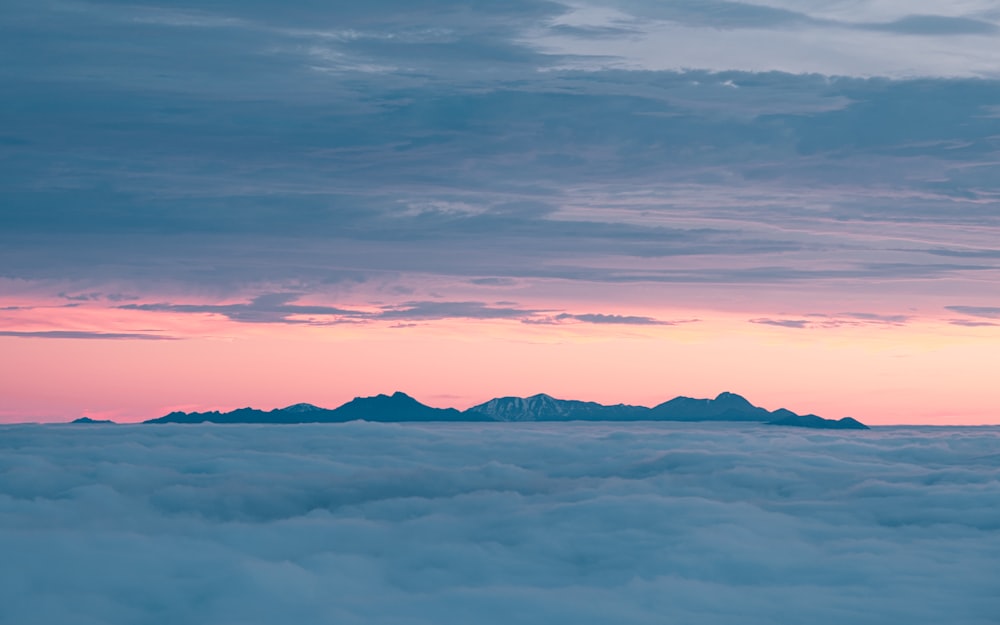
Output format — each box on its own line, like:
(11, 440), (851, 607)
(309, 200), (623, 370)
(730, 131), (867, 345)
(464, 393), (647, 421)
(649, 392), (772, 421)
(332, 392), (478, 422)
(70, 416), (116, 424)
(768, 413), (869, 429)
(145, 391), (868, 428)
(145, 392), (483, 424)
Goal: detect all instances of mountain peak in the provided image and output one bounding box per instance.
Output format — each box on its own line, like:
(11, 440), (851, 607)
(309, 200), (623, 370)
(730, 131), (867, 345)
(465, 393), (574, 421)
(70, 416), (116, 424)
(463, 393), (640, 422)
(348, 391), (417, 404)
(279, 403), (321, 413)
(714, 391), (751, 405)
(652, 391), (767, 421)
(333, 392), (467, 422)
(526, 393), (556, 401)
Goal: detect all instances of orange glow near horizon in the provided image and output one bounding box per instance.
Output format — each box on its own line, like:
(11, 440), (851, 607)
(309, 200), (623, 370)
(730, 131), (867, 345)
(2, 301), (998, 425)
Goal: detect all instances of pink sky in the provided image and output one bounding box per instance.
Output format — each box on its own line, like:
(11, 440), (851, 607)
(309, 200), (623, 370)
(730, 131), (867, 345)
(3, 292), (998, 425)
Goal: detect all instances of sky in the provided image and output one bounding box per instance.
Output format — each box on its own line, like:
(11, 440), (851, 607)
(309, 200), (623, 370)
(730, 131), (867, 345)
(2, 0), (1000, 424)
(2, 422), (998, 624)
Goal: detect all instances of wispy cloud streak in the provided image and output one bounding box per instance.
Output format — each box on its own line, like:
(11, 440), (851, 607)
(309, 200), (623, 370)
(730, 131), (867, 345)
(0, 330), (175, 340)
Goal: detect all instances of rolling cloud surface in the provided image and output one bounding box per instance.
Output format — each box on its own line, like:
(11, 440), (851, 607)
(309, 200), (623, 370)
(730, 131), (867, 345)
(1, 422), (998, 624)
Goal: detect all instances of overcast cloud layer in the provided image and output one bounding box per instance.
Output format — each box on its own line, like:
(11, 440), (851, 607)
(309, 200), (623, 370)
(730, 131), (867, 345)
(2, 0), (1000, 320)
(1, 423), (998, 624)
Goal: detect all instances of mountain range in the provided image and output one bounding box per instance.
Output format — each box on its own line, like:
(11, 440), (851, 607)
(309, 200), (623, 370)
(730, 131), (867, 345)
(139, 391), (868, 429)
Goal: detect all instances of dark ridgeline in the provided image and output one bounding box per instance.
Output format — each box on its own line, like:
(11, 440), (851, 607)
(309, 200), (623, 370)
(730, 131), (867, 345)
(144, 392), (488, 425)
(329, 392), (485, 422)
(464, 391), (867, 428)
(767, 412), (868, 430)
(140, 391), (869, 429)
(69, 416), (116, 424)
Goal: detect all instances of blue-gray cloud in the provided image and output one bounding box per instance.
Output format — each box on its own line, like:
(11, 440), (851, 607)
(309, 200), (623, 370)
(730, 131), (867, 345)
(838, 312), (911, 324)
(58, 292), (139, 302)
(0, 330), (175, 340)
(608, 2), (999, 36)
(549, 313), (680, 325)
(750, 318), (810, 329)
(376, 301), (543, 321)
(469, 277), (518, 286)
(121, 293), (365, 324)
(916, 248), (1000, 259)
(121, 296), (533, 323)
(118, 294), (681, 326)
(0, 423), (998, 623)
(1, 0), (1000, 314)
(750, 312), (912, 329)
(608, 0), (817, 29)
(560, 313), (667, 325)
(869, 15), (998, 36)
(949, 319), (998, 327)
(946, 305), (1000, 319)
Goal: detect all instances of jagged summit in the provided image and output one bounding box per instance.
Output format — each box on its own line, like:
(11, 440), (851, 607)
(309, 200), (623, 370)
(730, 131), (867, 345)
(466, 393), (577, 421)
(279, 403), (322, 413)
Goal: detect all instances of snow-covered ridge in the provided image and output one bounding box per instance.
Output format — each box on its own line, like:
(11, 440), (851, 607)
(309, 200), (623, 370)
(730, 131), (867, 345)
(467, 394), (577, 421)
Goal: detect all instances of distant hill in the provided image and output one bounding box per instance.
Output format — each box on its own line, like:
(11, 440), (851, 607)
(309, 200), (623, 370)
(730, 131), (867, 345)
(649, 392), (771, 422)
(70, 416), (116, 425)
(145, 392), (485, 424)
(331, 392), (481, 422)
(144, 391), (868, 429)
(768, 414), (868, 430)
(464, 394), (647, 421)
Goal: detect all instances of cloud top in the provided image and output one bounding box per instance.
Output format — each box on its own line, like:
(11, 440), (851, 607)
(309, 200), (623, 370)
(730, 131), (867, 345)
(0, 422), (997, 624)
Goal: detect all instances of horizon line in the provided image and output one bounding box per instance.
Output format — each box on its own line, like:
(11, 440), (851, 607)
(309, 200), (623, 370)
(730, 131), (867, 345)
(1, 390), (994, 426)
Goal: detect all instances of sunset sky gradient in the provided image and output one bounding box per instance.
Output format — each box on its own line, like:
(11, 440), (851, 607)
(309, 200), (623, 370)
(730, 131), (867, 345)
(3, 0), (1000, 423)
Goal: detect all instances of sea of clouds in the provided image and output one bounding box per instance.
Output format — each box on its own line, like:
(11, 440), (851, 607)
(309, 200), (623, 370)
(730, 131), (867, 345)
(1, 422), (998, 624)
